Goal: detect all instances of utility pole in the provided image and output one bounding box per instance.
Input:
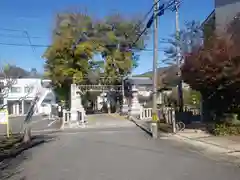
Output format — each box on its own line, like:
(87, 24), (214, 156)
(175, 0), (184, 112)
(151, 0), (159, 138)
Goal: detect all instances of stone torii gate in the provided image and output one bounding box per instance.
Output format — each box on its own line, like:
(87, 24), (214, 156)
(69, 83), (143, 126)
(69, 84), (122, 124)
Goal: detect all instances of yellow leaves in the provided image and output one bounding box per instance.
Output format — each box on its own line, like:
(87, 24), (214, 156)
(75, 41), (94, 58)
(106, 31), (117, 42)
(72, 71), (83, 84)
(44, 12), (149, 88)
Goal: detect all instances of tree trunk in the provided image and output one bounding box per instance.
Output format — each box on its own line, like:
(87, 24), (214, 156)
(23, 125), (31, 143)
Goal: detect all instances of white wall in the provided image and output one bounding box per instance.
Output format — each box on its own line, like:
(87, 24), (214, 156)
(0, 78), (55, 115)
(6, 78), (42, 100)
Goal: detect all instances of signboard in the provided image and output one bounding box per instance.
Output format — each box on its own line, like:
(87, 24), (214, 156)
(0, 109), (8, 124)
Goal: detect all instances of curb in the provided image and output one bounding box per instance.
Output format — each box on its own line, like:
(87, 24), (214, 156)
(128, 116), (240, 158)
(129, 116), (173, 138)
(129, 116), (152, 136)
(172, 134), (231, 153)
(0, 138), (46, 162)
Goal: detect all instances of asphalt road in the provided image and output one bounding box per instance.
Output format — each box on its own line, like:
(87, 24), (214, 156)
(1, 114), (240, 180)
(0, 115), (61, 135)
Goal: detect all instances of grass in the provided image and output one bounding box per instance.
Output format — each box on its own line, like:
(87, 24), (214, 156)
(0, 135), (22, 155)
(0, 136), (22, 149)
(144, 121), (173, 133)
(158, 122), (172, 133)
(0, 134), (52, 162)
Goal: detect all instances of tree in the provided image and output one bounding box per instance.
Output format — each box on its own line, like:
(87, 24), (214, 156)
(0, 64), (36, 141)
(169, 88), (201, 108)
(43, 13), (96, 103)
(43, 11), (148, 102)
(164, 20), (203, 65)
(98, 14), (145, 84)
(181, 14), (240, 120)
(162, 21), (203, 111)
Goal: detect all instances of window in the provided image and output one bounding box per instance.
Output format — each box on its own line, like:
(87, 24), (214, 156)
(0, 98), (3, 105)
(0, 81), (4, 93)
(10, 87), (21, 93)
(24, 86), (33, 93)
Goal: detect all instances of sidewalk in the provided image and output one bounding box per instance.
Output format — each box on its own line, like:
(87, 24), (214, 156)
(174, 131), (240, 154)
(130, 116), (240, 157)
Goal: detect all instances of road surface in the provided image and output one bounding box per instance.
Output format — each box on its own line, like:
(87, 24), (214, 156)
(1, 114), (240, 180)
(0, 115), (61, 135)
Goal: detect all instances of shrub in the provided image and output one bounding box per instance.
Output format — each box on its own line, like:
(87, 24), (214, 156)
(212, 123), (240, 136)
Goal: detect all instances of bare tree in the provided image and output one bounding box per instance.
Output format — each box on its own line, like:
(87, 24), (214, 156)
(22, 88), (46, 143)
(0, 64), (18, 109)
(0, 64), (41, 143)
(0, 64), (34, 110)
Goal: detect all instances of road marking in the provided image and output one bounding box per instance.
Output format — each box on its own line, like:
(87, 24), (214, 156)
(45, 129), (138, 135)
(31, 128), (61, 133)
(47, 119), (58, 127)
(31, 118), (50, 124)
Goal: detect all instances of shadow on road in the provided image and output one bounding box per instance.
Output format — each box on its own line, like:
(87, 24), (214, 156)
(0, 135), (56, 180)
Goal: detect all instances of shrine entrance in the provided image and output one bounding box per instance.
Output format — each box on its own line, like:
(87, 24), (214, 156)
(76, 84), (123, 115)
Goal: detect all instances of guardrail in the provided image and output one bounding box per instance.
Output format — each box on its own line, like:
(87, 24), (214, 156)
(139, 106), (200, 124)
(62, 109), (86, 124)
(140, 108), (152, 120)
(139, 107), (174, 122)
(161, 107), (174, 124)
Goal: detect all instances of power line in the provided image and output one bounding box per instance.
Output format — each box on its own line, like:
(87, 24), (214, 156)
(0, 28), (24, 32)
(130, 0), (162, 35)
(0, 27), (43, 60)
(0, 42), (167, 52)
(0, 42), (49, 47)
(131, 0), (180, 47)
(0, 33), (44, 39)
(0, 1), (160, 41)
(0, 0), (178, 52)
(24, 31), (36, 54)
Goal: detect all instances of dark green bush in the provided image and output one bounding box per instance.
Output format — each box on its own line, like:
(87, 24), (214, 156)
(212, 123), (240, 136)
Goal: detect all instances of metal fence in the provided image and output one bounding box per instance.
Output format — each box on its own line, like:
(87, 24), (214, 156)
(140, 106), (201, 124)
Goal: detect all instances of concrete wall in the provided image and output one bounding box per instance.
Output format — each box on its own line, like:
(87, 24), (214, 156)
(215, 0), (240, 32)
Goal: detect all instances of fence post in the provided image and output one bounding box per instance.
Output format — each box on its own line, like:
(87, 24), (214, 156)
(172, 109), (176, 133)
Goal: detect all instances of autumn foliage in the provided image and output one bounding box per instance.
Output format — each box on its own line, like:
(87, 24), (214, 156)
(181, 13), (240, 116)
(182, 35), (240, 93)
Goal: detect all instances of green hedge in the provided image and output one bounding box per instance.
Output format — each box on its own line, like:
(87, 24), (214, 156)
(210, 123), (240, 136)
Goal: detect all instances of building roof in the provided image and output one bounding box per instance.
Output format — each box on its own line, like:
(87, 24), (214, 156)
(124, 77), (152, 85)
(201, 10), (215, 28)
(215, 0), (240, 7)
(0, 66), (43, 79)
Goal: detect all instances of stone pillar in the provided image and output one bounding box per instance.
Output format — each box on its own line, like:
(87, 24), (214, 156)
(70, 84), (79, 126)
(129, 85), (142, 118)
(70, 84), (86, 127)
(16, 103), (19, 115)
(121, 96), (129, 115)
(22, 100), (24, 115)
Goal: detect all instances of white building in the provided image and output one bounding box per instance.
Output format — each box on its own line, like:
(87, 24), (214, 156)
(0, 78), (56, 115)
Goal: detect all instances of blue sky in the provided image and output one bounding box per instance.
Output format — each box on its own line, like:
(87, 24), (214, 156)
(0, 0), (214, 75)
